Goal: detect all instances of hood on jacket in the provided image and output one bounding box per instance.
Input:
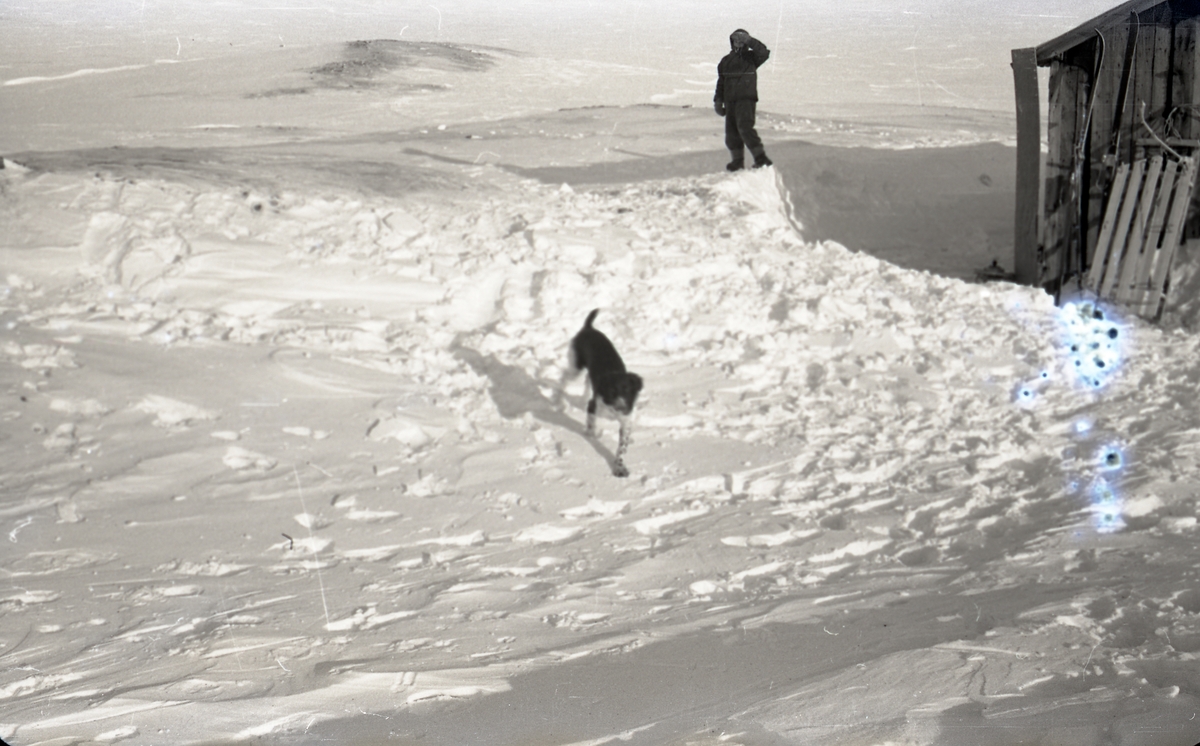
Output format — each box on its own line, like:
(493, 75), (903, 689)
(729, 29), (750, 50)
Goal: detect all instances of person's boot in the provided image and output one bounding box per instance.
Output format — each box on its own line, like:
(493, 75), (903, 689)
(752, 150), (773, 169)
(726, 149), (745, 171)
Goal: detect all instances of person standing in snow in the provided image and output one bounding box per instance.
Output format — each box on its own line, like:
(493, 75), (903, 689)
(714, 29), (772, 171)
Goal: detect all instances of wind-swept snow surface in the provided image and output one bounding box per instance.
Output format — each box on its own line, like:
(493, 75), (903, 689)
(3, 104), (1200, 744)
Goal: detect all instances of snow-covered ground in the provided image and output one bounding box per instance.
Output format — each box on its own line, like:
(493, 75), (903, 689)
(3, 30), (1200, 746)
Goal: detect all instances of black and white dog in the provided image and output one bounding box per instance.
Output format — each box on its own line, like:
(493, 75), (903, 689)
(557, 309), (643, 477)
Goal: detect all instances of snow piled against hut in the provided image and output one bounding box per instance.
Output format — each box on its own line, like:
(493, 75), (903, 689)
(2, 155), (1200, 745)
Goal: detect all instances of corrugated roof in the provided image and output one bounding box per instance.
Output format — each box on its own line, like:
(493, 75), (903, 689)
(1036, 0), (1170, 65)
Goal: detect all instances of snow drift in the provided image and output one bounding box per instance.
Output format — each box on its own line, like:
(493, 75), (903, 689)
(3, 117), (1200, 745)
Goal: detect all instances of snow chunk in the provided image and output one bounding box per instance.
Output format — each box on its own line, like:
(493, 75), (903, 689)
(95, 725), (139, 743)
(513, 523), (583, 544)
(222, 446), (277, 471)
(835, 459), (904, 485)
(80, 212), (132, 283)
(340, 545), (402, 562)
(164, 559), (251, 577)
(327, 606), (417, 632)
(157, 584), (203, 597)
(633, 505), (711, 535)
(281, 536), (332, 554)
(293, 513), (329, 530)
(135, 395), (217, 428)
(383, 208), (425, 238)
(807, 539), (892, 564)
(1163, 516), (1198, 532)
(368, 416), (437, 447)
(712, 167), (803, 236)
(419, 531), (487, 548)
(722, 529), (819, 548)
(528, 230), (598, 267)
(1123, 495), (1163, 518)
(50, 398), (111, 417)
(405, 473), (451, 497)
(345, 508), (402, 522)
(733, 561), (790, 580)
(560, 499), (630, 520)
(2, 589), (61, 605)
(0, 157), (31, 173)
(0, 673), (84, 699)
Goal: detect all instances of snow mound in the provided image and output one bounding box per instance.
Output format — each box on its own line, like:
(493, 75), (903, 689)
(5, 140), (1200, 746)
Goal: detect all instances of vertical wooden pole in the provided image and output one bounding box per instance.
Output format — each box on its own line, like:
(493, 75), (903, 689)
(1043, 62), (1082, 290)
(1112, 13), (1141, 164)
(1086, 162), (1131, 292)
(1012, 47), (1041, 286)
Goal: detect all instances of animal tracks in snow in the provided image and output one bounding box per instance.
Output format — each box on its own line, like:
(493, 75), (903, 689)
(3, 116), (1200, 746)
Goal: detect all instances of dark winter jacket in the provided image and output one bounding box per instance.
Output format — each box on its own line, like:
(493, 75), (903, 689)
(714, 34), (770, 103)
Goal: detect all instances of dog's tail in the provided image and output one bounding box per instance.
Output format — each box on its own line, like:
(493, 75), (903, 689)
(583, 308), (600, 329)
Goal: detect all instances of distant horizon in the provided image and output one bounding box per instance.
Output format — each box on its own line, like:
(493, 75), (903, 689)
(3, 0), (1115, 117)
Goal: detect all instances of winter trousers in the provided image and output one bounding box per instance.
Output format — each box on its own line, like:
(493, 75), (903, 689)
(724, 99), (764, 161)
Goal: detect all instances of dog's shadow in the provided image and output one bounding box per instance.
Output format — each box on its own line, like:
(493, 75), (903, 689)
(451, 341), (623, 474)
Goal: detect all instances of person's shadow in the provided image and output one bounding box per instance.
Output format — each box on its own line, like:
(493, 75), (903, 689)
(450, 338), (624, 476)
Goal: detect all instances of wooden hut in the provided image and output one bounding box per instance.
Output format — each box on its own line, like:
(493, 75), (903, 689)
(1013, 0), (1200, 318)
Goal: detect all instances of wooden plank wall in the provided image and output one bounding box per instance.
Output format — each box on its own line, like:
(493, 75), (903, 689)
(1174, 16), (1200, 240)
(1118, 3), (1185, 260)
(1120, 5), (1173, 161)
(1149, 5), (1174, 127)
(1041, 55), (1087, 288)
(1040, 2), (1198, 292)
(1033, 1), (1200, 299)
(1174, 16), (1200, 141)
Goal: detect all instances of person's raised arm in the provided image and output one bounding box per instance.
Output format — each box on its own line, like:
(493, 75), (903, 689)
(747, 38), (770, 67)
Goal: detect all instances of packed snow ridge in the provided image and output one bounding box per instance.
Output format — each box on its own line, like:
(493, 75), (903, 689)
(3, 157), (1200, 743)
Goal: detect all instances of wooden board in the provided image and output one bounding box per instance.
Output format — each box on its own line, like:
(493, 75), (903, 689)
(1086, 155), (1197, 319)
(1145, 158), (1197, 316)
(1100, 158), (1149, 297)
(1085, 162), (1131, 291)
(1115, 155), (1165, 300)
(1123, 158), (1179, 303)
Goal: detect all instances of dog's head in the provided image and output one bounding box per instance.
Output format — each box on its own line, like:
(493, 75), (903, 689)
(600, 372), (643, 415)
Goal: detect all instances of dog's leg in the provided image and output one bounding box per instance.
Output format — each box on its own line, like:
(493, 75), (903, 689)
(612, 413), (631, 478)
(582, 375), (598, 435)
